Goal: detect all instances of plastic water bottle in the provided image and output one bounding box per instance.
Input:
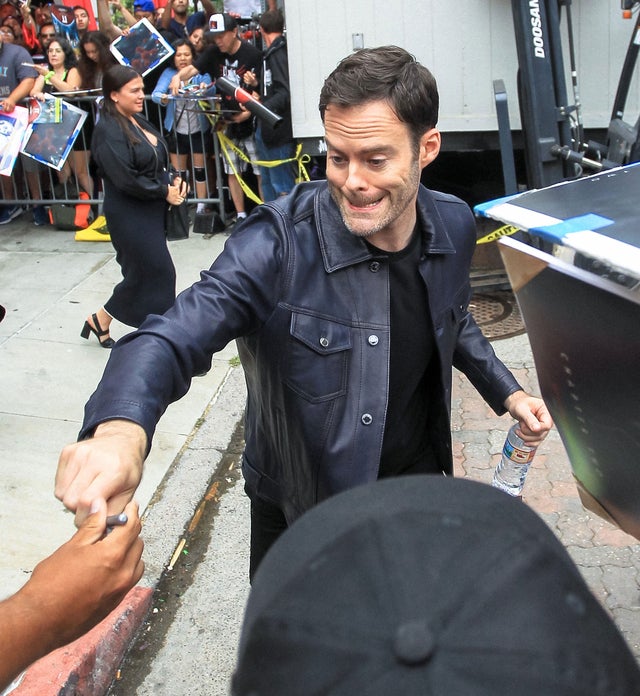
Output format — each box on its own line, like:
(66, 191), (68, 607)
(492, 424), (537, 496)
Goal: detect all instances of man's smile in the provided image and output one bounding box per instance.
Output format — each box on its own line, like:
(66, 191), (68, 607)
(346, 196), (384, 210)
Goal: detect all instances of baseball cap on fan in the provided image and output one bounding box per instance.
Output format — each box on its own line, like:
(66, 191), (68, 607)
(207, 12), (237, 34)
(133, 0), (155, 12)
(232, 476), (640, 696)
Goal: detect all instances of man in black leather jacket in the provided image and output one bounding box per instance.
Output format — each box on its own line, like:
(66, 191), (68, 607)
(56, 46), (553, 578)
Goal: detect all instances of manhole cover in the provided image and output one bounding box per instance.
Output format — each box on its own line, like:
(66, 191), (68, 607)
(469, 292), (525, 341)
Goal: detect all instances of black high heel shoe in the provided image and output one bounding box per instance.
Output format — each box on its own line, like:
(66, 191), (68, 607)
(81, 313), (115, 349)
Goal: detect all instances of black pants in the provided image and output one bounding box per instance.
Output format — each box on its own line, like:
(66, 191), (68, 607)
(249, 494), (289, 582)
(247, 460), (443, 581)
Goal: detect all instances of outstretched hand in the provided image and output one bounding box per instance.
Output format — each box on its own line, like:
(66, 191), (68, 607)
(55, 419), (147, 527)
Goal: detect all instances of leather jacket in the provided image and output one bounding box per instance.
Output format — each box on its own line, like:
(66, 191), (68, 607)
(81, 181), (521, 522)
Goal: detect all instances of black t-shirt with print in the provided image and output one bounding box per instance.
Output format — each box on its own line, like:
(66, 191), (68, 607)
(195, 40), (261, 139)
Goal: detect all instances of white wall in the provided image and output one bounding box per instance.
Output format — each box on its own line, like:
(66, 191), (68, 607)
(284, 0), (640, 142)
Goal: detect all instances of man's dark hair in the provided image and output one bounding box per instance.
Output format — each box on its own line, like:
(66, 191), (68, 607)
(319, 45), (439, 148)
(259, 9), (284, 34)
(38, 21), (56, 38)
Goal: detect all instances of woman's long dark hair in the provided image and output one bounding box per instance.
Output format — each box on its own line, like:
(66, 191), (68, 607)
(47, 36), (78, 71)
(101, 64), (143, 145)
(78, 31), (116, 89)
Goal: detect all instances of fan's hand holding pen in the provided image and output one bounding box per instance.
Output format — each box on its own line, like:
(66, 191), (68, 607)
(243, 70), (258, 90)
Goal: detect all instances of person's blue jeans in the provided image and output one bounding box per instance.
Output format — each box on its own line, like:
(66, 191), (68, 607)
(255, 126), (296, 202)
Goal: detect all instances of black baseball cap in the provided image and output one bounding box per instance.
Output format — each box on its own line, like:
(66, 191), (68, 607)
(233, 476), (640, 695)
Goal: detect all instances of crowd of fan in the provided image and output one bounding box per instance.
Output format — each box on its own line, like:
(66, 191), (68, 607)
(0, 0), (287, 227)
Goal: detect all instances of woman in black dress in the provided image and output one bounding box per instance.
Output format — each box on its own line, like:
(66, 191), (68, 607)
(81, 65), (185, 347)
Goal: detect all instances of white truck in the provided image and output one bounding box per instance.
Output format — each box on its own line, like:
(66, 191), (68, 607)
(284, 0), (640, 196)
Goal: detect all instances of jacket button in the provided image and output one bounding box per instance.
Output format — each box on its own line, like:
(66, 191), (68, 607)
(361, 413), (373, 425)
(369, 261), (380, 272)
(319, 336), (329, 348)
(368, 335), (379, 346)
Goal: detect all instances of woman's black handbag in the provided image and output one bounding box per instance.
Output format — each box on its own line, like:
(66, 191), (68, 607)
(166, 201), (189, 240)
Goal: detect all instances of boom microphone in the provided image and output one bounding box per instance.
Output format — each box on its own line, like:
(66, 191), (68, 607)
(215, 76), (283, 128)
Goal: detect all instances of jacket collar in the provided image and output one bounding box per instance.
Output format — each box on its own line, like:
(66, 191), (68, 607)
(264, 34), (286, 59)
(315, 185), (457, 273)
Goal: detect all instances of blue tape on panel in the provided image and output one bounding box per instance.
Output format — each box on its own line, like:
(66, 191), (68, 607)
(531, 213), (614, 242)
(473, 193), (521, 217)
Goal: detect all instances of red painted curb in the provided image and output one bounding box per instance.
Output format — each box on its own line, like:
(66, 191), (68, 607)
(9, 586), (153, 696)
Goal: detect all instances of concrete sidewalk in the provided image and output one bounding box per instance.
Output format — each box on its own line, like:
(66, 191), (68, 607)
(2, 212), (639, 695)
(0, 213), (247, 695)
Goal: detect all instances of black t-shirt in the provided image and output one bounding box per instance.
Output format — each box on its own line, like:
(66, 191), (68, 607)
(195, 40), (261, 139)
(366, 227), (441, 478)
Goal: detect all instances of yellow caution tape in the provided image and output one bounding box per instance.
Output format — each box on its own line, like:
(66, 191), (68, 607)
(476, 224), (521, 245)
(217, 132), (311, 205)
(217, 130), (263, 204)
(295, 144), (311, 183)
(197, 96), (312, 202)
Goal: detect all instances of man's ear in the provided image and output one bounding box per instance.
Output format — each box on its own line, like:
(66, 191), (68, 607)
(419, 128), (441, 168)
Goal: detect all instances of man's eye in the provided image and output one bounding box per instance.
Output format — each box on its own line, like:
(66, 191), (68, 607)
(329, 156), (346, 166)
(369, 159), (385, 168)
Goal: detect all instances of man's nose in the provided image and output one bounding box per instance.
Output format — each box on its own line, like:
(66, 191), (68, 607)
(344, 162), (368, 190)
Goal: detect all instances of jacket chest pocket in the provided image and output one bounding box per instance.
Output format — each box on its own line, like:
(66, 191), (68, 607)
(284, 312), (352, 403)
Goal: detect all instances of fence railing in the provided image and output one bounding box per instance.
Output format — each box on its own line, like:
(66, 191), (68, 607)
(3, 95), (227, 221)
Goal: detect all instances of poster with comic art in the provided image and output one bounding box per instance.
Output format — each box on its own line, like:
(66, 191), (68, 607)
(0, 106), (29, 177)
(20, 99), (87, 170)
(110, 18), (174, 77)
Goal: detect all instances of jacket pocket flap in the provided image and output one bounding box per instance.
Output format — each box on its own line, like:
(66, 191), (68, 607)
(290, 313), (352, 355)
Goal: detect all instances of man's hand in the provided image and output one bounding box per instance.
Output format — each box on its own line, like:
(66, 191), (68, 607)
(55, 419), (147, 527)
(243, 70), (258, 90)
(0, 98), (16, 113)
(0, 499), (144, 690)
(2, 77), (36, 112)
(503, 390), (553, 446)
(229, 108), (253, 124)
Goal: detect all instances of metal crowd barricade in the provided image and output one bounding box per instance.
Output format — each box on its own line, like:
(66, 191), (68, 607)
(3, 95), (227, 222)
